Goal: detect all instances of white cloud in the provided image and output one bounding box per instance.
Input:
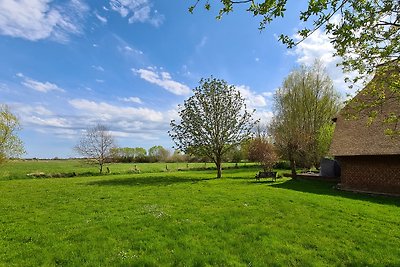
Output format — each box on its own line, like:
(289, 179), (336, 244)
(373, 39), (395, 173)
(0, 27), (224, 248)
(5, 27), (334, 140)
(124, 45), (133, 51)
(262, 91), (274, 98)
(122, 45), (143, 55)
(234, 85), (274, 125)
(92, 65), (105, 71)
(11, 99), (177, 145)
(41, 128), (78, 139)
(95, 79), (105, 83)
(290, 27), (362, 96)
(134, 67), (191, 95)
(123, 45), (143, 54)
(0, 0), (88, 42)
(236, 85), (267, 108)
(17, 73), (65, 93)
(13, 103), (54, 116)
(196, 36), (208, 51)
(69, 99), (163, 122)
(27, 116), (70, 128)
(254, 111), (274, 125)
(109, 130), (131, 138)
(0, 83), (10, 93)
(120, 96), (143, 104)
(109, 0), (164, 26)
(95, 12), (107, 24)
(13, 103), (70, 129)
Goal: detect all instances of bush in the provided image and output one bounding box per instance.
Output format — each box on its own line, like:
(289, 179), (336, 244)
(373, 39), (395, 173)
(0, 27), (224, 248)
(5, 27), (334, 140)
(274, 160), (291, 170)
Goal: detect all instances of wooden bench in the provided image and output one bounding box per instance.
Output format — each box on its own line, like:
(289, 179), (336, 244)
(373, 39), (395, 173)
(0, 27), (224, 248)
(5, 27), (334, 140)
(255, 171), (277, 181)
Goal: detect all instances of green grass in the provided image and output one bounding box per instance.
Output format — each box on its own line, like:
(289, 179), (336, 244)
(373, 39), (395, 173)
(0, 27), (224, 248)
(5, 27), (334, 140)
(0, 160), (252, 181)
(1, 161), (399, 266)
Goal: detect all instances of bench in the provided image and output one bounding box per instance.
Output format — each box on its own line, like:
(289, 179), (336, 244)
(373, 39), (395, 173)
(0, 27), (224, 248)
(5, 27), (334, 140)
(255, 171), (277, 181)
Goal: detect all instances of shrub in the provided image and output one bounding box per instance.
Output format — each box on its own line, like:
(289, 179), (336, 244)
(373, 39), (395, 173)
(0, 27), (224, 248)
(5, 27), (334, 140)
(274, 160), (291, 170)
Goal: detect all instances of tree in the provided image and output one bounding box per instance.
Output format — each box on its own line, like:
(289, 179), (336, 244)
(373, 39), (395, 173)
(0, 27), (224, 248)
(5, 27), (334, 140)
(134, 147), (147, 159)
(110, 147), (135, 162)
(170, 149), (189, 163)
(248, 137), (278, 172)
(269, 61), (341, 178)
(0, 104), (25, 163)
(148, 145), (170, 162)
(224, 144), (244, 163)
(169, 77), (257, 178)
(316, 123), (336, 160)
(189, 1), (399, 81)
(74, 124), (116, 173)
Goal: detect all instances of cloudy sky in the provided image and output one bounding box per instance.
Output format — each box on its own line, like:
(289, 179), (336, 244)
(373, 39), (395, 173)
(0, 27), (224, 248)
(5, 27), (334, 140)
(0, 0), (356, 158)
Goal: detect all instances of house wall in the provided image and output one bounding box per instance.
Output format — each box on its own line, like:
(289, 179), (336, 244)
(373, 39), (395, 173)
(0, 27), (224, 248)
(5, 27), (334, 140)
(336, 155), (400, 195)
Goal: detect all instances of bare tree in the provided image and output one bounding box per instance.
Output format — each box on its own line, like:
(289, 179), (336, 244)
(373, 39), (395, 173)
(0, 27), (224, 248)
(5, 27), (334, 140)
(75, 124), (116, 173)
(248, 137), (278, 172)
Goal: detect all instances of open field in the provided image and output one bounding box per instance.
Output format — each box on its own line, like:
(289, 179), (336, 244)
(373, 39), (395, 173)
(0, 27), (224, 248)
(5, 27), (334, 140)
(1, 161), (400, 266)
(0, 160), (252, 181)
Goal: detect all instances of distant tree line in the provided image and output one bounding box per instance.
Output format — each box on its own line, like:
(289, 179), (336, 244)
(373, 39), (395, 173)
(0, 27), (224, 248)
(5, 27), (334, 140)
(109, 144), (254, 164)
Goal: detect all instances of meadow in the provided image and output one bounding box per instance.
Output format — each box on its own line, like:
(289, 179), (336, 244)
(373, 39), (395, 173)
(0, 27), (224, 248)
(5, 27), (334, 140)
(1, 160), (399, 266)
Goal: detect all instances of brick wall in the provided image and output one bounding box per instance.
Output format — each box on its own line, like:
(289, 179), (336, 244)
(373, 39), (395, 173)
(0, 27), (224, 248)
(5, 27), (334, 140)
(336, 155), (400, 195)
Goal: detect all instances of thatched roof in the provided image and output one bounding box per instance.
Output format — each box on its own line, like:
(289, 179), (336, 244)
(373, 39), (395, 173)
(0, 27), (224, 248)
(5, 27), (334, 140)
(330, 64), (400, 156)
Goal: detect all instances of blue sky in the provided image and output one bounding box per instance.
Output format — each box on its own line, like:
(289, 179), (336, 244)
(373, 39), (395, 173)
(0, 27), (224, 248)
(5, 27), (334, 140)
(0, 0), (355, 158)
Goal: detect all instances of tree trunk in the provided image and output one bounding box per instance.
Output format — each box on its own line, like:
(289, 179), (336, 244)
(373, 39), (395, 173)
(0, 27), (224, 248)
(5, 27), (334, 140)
(216, 159), (222, 178)
(99, 163), (103, 174)
(288, 151), (297, 179)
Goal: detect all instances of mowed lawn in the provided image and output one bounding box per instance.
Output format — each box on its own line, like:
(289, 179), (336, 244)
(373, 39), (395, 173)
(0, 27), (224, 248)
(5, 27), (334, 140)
(1, 162), (400, 266)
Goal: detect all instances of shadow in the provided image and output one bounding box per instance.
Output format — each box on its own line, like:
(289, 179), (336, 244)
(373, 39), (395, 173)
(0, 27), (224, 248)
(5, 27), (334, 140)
(85, 175), (213, 187)
(251, 180), (277, 184)
(270, 179), (400, 206)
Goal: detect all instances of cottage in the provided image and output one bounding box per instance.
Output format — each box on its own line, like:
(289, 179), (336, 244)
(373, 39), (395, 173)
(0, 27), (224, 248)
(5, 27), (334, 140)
(330, 64), (400, 195)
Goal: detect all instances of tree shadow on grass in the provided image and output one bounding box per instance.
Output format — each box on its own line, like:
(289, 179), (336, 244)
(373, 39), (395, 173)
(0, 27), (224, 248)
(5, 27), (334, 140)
(85, 175), (213, 187)
(269, 179), (400, 206)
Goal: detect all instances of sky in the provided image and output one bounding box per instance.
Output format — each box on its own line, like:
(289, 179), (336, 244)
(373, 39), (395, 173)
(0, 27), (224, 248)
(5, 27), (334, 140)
(0, 0), (357, 158)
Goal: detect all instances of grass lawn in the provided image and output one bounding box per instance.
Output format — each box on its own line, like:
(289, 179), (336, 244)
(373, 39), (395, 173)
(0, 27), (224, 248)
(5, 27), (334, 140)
(0, 160), (250, 181)
(1, 161), (399, 266)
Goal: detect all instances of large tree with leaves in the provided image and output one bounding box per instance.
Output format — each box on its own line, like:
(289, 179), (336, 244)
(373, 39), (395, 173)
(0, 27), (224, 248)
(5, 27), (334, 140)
(169, 77), (257, 178)
(270, 61), (341, 178)
(75, 124), (116, 173)
(0, 104), (25, 163)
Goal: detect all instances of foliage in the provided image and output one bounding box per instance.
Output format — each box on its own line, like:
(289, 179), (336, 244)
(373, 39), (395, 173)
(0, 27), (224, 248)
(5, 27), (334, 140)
(74, 124), (116, 173)
(273, 160), (291, 170)
(0, 104), (25, 163)
(224, 145), (244, 163)
(111, 147), (147, 163)
(316, 123), (336, 159)
(1, 165), (400, 265)
(248, 137), (278, 172)
(189, 0), (399, 82)
(147, 145), (170, 162)
(270, 61), (341, 177)
(169, 77), (257, 178)
(169, 149), (189, 163)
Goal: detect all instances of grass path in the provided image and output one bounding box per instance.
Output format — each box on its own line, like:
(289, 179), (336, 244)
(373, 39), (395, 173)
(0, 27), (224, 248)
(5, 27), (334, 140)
(1, 167), (399, 266)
